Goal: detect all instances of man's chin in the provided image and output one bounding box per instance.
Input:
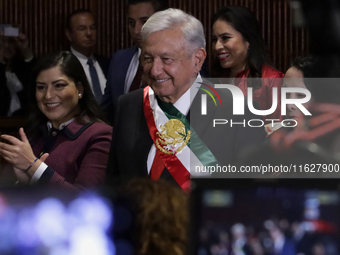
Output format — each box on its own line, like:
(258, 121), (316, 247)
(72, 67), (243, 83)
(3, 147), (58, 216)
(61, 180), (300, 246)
(82, 42), (96, 48)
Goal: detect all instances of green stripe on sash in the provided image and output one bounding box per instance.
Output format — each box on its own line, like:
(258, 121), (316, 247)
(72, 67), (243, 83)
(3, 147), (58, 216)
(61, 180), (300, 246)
(157, 98), (219, 167)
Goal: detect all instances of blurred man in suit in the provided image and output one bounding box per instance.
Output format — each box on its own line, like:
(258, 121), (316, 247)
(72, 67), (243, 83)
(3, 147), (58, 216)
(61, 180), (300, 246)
(66, 9), (109, 103)
(101, 0), (168, 123)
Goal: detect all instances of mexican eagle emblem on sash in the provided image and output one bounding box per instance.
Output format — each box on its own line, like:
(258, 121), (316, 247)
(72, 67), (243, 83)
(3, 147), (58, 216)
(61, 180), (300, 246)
(155, 119), (191, 155)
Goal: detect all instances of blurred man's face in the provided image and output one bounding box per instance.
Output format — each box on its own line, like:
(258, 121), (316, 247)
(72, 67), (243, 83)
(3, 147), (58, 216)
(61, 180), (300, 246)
(0, 38), (16, 59)
(66, 12), (97, 55)
(128, 2), (155, 47)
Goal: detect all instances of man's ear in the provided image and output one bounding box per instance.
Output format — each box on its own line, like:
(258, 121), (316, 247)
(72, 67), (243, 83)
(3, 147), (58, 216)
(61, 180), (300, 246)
(65, 29), (72, 42)
(193, 48), (207, 73)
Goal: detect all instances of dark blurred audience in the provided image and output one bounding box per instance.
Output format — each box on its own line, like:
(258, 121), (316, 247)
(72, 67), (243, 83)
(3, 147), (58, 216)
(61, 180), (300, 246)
(65, 9), (109, 104)
(264, 220), (296, 255)
(0, 32), (35, 117)
(231, 223), (254, 255)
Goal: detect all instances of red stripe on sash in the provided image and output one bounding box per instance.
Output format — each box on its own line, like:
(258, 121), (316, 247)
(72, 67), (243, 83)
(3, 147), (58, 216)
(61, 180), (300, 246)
(143, 86), (190, 192)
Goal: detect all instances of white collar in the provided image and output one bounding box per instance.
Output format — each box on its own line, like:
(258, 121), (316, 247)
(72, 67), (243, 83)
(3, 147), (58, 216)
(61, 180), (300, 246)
(173, 73), (202, 116)
(70, 47), (95, 62)
(47, 118), (75, 130)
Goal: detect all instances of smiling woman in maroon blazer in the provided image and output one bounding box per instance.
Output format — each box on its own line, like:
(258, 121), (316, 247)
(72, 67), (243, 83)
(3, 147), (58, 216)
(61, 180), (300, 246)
(0, 51), (112, 189)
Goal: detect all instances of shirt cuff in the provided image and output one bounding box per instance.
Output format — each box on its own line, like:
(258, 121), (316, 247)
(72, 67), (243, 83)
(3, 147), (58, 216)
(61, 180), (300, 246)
(30, 162), (48, 184)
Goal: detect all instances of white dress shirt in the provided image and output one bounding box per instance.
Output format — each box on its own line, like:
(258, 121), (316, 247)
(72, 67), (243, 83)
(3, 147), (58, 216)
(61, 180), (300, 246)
(71, 47), (106, 95)
(124, 47), (141, 93)
(146, 74), (202, 174)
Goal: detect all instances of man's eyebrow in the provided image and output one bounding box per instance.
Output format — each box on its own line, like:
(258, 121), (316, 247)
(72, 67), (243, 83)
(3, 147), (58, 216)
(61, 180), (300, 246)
(161, 52), (175, 57)
(143, 51), (174, 57)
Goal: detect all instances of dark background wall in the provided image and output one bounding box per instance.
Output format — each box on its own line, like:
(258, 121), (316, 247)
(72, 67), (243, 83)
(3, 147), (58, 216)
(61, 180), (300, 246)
(0, 0), (309, 73)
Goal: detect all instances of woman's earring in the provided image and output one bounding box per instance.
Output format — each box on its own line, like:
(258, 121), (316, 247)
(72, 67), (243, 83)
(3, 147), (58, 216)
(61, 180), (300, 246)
(79, 94), (82, 98)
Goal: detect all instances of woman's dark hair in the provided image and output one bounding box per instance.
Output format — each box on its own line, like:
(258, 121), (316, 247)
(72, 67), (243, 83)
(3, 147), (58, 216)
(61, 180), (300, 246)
(290, 56), (316, 78)
(212, 6), (270, 89)
(26, 51), (107, 138)
(287, 56), (316, 93)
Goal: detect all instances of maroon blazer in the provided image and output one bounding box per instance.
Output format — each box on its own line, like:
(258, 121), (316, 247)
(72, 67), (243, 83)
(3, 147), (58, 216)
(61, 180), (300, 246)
(31, 121), (112, 189)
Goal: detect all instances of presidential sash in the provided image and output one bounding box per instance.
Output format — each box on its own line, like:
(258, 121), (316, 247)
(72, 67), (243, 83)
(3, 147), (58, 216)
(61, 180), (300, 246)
(143, 86), (219, 190)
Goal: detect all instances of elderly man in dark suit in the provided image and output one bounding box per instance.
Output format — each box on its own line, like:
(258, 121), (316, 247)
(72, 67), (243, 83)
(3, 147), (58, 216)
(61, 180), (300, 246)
(107, 8), (266, 191)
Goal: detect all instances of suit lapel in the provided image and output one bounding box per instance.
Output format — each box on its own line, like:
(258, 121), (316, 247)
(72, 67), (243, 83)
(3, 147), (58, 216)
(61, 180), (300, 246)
(133, 94), (153, 176)
(190, 87), (217, 136)
(117, 46), (139, 96)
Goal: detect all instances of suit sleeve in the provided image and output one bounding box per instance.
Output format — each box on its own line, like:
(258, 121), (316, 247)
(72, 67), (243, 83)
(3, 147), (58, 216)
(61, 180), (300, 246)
(105, 95), (123, 187)
(12, 56), (36, 116)
(101, 56), (116, 125)
(0, 62), (10, 116)
(37, 127), (112, 190)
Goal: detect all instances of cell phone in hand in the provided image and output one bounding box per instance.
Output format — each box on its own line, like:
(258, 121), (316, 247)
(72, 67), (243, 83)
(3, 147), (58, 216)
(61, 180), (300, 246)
(0, 24), (19, 37)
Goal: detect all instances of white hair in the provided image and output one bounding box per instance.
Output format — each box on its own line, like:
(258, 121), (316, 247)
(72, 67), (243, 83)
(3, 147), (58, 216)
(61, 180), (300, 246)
(141, 8), (206, 54)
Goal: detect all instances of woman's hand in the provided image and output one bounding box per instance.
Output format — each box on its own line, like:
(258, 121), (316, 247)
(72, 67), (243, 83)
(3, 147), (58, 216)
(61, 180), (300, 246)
(12, 153), (49, 183)
(0, 128), (50, 183)
(0, 128), (37, 171)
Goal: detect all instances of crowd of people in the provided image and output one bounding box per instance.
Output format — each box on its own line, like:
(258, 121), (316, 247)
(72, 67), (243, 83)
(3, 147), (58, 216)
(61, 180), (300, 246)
(0, 0), (339, 254)
(199, 218), (338, 255)
(0, 0), (285, 189)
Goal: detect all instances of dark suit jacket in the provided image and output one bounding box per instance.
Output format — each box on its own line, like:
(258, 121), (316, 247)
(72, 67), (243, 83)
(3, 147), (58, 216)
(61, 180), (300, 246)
(278, 238), (296, 255)
(0, 55), (36, 117)
(106, 84), (266, 186)
(0, 62), (10, 116)
(101, 46), (138, 124)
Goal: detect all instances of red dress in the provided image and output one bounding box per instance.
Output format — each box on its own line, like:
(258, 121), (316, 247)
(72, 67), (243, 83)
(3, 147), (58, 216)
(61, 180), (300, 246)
(234, 65), (284, 121)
